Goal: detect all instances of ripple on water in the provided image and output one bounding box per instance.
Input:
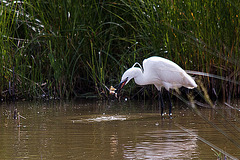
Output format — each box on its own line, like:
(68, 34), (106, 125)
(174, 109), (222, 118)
(72, 115), (128, 123)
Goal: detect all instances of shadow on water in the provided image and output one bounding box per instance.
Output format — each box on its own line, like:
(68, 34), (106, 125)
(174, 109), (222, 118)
(0, 100), (239, 159)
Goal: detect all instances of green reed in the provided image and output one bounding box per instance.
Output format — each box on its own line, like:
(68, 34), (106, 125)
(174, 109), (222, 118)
(0, 0), (239, 100)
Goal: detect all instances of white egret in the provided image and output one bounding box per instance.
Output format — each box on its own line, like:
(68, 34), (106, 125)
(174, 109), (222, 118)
(116, 56), (197, 116)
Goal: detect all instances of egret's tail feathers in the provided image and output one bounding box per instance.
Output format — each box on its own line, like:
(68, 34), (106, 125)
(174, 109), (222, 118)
(187, 79), (198, 89)
(187, 86), (197, 89)
(184, 74), (198, 89)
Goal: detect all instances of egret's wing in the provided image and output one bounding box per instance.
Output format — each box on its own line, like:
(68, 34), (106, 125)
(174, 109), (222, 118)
(143, 57), (197, 90)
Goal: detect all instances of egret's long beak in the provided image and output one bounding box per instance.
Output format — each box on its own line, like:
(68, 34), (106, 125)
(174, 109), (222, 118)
(116, 77), (128, 93)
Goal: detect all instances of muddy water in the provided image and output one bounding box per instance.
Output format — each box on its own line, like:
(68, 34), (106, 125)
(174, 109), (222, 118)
(0, 100), (239, 159)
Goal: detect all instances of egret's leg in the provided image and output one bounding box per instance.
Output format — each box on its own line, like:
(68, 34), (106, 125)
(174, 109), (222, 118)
(167, 91), (172, 116)
(158, 91), (164, 116)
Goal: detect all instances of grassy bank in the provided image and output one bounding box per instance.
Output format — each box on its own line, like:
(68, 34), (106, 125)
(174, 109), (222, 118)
(0, 0), (240, 101)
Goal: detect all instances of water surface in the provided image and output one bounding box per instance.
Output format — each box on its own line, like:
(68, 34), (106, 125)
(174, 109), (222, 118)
(0, 100), (239, 159)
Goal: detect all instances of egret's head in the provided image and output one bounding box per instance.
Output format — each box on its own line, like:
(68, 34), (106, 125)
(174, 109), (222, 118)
(116, 67), (142, 91)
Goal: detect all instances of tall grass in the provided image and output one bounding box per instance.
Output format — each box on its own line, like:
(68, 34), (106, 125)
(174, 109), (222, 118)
(0, 0), (239, 101)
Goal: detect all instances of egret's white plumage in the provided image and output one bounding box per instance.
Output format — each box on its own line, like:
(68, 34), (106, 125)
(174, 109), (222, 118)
(118, 56), (197, 116)
(120, 56), (197, 91)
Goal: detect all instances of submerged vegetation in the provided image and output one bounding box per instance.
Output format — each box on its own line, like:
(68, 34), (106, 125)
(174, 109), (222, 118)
(1, 0), (240, 101)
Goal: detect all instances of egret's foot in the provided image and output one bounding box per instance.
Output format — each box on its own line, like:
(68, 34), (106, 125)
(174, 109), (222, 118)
(161, 112), (167, 117)
(169, 113), (173, 119)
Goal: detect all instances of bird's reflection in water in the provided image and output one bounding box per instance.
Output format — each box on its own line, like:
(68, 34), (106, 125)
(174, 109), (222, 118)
(123, 129), (198, 159)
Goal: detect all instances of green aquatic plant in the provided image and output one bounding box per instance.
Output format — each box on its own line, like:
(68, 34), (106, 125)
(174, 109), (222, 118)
(211, 148), (228, 160)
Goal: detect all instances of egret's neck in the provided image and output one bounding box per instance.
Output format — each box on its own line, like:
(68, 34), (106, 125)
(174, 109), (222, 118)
(134, 69), (146, 86)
